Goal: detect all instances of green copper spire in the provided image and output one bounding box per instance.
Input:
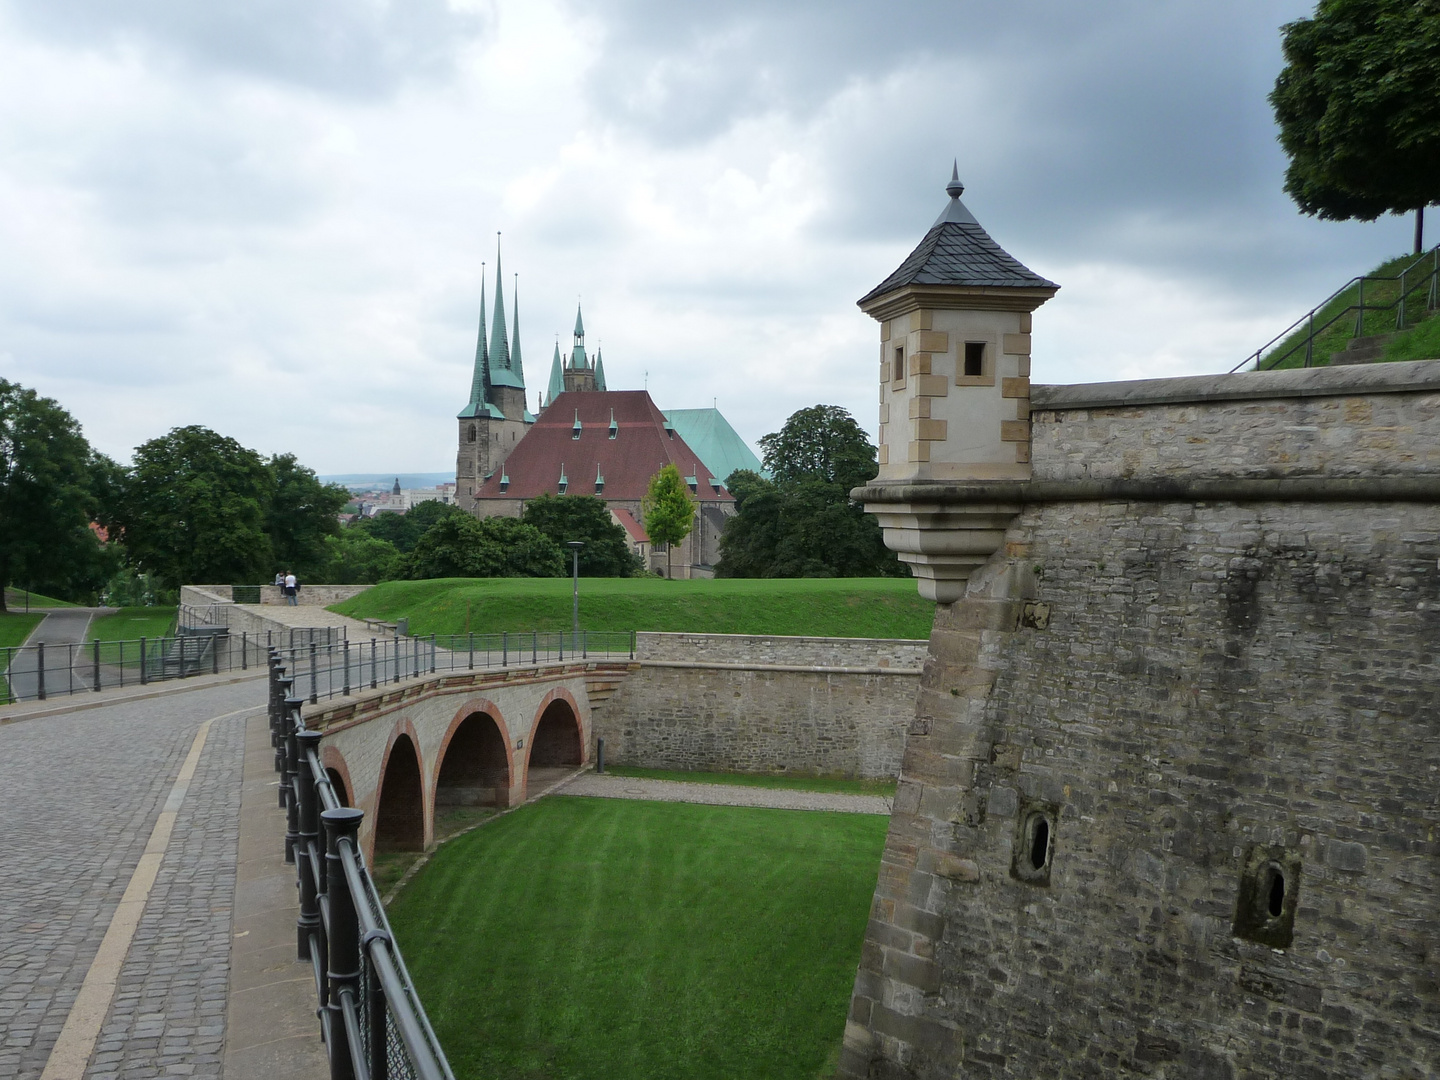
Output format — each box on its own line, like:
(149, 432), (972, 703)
(510, 274), (525, 387)
(489, 236), (509, 370)
(458, 265), (490, 418)
(569, 301), (588, 370)
(546, 340), (563, 406)
(595, 348), (607, 391)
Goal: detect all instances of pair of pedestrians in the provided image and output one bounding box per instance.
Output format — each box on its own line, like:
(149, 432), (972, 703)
(273, 571), (300, 605)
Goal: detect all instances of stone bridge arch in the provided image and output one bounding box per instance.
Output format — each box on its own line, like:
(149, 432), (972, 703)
(374, 722), (426, 853)
(434, 700), (518, 810)
(525, 688), (587, 795)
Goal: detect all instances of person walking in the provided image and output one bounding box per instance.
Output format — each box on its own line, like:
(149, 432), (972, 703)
(284, 571), (298, 606)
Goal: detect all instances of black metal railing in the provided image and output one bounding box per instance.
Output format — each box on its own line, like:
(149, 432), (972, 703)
(270, 655), (456, 1080)
(0, 630), (285, 705)
(1233, 245), (1440, 372)
(273, 630), (637, 704)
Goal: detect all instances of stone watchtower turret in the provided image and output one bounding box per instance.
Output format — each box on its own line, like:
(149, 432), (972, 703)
(856, 164), (1058, 601)
(456, 237), (535, 511)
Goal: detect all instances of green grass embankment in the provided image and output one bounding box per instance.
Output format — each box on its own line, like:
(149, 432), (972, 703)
(1263, 251), (1440, 369)
(604, 766), (896, 797)
(2, 588), (78, 609)
(333, 577), (933, 640)
(388, 797), (886, 1080)
(0, 613), (44, 649)
(86, 607), (177, 642)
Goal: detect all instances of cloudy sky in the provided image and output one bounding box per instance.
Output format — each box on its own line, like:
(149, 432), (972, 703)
(0, 0), (1420, 474)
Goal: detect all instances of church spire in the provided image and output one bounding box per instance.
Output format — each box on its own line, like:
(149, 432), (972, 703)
(489, 235), (509, 369)
(458, 263), (490, 418)
(569, 301), (588, 371)
(546, 339), (563, 406)
(510, 273), (525, 386)
(594, 348), (607, 391)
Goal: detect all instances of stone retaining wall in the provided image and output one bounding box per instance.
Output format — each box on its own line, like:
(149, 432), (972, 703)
(594, 634), (927, 779)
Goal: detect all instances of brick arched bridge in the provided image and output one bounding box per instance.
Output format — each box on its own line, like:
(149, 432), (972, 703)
(301, 661), (632, 861)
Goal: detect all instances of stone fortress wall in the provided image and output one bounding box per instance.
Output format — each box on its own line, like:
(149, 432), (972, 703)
(592, 632), (928, 779)
(841, 360), (1440, 1078)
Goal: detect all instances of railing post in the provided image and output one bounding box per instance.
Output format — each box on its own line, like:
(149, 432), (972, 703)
(393, 637), (400, 685)
(322, 807), (364, 1080)
(532, 631), (537, 665)
(1398, 268), (1407, 329)
(1355, 276), (1365, 337)
(583, 629), (588, 660)
(559, 632), (564, 662)
(502, 631), (508, 667)
(284, 698), (303, 864)
(371, 638), (378, 690)
(93, 640), (101, 693)
(1304, 310), (1314, 367)
(468, 631), (474, 670)
(242, 631), (248, 671)
(295, 730), (324, 962)
(36, 642), (45, 701)
(430, 633), (436, 674)
(630, 629), (635, 660)
(310, 640), (319, 704)
(343, 642), (351, 696)
(212, 636), (220, 675)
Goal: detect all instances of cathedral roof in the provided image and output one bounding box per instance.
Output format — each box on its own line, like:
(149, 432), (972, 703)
(662, 408), (765, 484)
(474, 390), (732, 503)
(857, 164), (1058, 307)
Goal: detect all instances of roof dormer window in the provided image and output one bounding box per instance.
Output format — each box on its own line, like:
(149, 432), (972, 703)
(595, 463), (604, 493)
(608, 409), (618, 440)
(685, 471), (698, 493)
(572, 409), (582, 440)
(558, 464), (567, 494)
(498, 470), (509, 493)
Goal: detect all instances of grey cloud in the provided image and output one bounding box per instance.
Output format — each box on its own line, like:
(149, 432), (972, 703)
(4, 0), (490, 97)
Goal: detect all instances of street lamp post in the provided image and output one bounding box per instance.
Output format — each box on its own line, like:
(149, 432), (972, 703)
(566, 541), (584, 649)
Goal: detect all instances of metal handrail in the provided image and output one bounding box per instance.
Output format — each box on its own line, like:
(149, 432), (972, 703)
(1233, 244), (1440, 373)
(274, 658), (456, 1080)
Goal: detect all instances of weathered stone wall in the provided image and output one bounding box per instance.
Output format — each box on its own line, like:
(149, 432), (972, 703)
(258, 584), (370, 606)
(842, 361), (1440, 1079)
(595, 636), (926, 779)
(636, 632), (929, 669)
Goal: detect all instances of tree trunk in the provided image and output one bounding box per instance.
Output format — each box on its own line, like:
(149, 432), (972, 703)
(1415, 206), (1425, 255)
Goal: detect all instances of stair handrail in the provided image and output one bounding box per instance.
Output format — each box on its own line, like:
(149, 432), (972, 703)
(1232, 244), (1440, 373)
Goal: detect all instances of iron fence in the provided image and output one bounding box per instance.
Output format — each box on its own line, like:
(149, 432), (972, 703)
(0, 629), (285, 705)
(270, 659), (456, 1080)
(274, 630), (637, 704)
(1233, 245), (1440, 372)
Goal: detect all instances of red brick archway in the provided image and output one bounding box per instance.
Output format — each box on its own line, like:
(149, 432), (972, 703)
(375, 731), (425, 852)
(525, 694), (584, 796)
(435, 706), (513, 809)
(321, 745), (355, 809)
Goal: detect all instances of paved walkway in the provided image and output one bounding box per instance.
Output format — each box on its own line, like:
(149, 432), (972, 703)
(554, 772), (894, 814)
(0, 677), (265, 1080)
(4, 609), (97, 701)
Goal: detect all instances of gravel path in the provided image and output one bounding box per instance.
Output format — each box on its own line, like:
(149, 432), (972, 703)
(554, 772), (893, 815)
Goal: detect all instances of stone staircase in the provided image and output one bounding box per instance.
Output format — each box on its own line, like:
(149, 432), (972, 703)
(1330, 333), (1395, 365)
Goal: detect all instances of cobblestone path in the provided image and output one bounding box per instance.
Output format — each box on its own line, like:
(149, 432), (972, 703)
(0, 680), (264, 1080)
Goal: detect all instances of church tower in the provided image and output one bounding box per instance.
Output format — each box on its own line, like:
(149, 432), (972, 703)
(562, 303), (599, 393)
(456, 237), (535, 512)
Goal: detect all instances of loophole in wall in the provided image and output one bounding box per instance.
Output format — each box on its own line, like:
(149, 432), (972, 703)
(1010, 801), (1058, 887)
(1233, 846), (1301, 949)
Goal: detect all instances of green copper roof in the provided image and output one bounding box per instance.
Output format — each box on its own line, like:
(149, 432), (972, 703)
(510, 276), (525, 387)
(546, 342), (563, 406)
(574, 303), (585, 338)
(661, 408), (766, 484)
(594, 350), (607, 390)
(458, 270), (490, 418)
(568, 301), (588, 370)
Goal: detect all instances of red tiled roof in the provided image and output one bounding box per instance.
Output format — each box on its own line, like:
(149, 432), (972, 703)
(476, 390), (733, 503)
(610, 507), (649, 543)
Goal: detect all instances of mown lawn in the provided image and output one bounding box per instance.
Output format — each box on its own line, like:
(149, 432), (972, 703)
(87, 607), (177, 642)
(2, 588), (78, 609)
(0, 613), (44, 649)
(605, 765), (896, 797)
(334, 577), (933, 640)
(388, 797), (888, 1080)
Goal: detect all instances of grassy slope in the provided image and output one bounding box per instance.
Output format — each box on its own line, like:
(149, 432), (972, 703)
(388, 797), (887, 1080)
(1263, 251), (1440, 369)
(86, 607), (177, 642)
(605, 765), (896, 797)
(0, 613), (44, 649)
(2, 588), (78, 609)
(334, 577), (934, 640)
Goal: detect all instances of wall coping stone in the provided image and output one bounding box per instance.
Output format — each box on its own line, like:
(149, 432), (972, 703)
(637, 631), (928, 647)
(1031, 356), (1440, 410)
(640, 659), (923, 676)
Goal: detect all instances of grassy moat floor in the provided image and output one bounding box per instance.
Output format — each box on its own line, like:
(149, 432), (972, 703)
(332, 576), (934, 640)
(386, 796), (887, 1080)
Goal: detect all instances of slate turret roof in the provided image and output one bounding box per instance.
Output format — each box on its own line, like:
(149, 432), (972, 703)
(858, 163), (1057, 307)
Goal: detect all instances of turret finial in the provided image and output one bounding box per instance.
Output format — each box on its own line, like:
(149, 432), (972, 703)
(946, 160), (964, 199)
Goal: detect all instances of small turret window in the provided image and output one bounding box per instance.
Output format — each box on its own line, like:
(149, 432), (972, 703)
(893, 346), (905, 387)
(468, 424), (476, 443)
(964, 342), (985, 377)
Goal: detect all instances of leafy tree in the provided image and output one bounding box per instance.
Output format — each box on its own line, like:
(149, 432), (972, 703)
(322, 528), (403, 584)
(266, 454), (350, 580)
(404, 515), (563, 579)
(112, 426), (274, 589)
(717, 406), (902, 579)
(1271, 0), (1440, 251)
(758, 404), (879, 492)
(522, 494), (642, 577)
(641, 464), (696, 579)
(355, 499), (467, 553)
(0, 380), (109, 610)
